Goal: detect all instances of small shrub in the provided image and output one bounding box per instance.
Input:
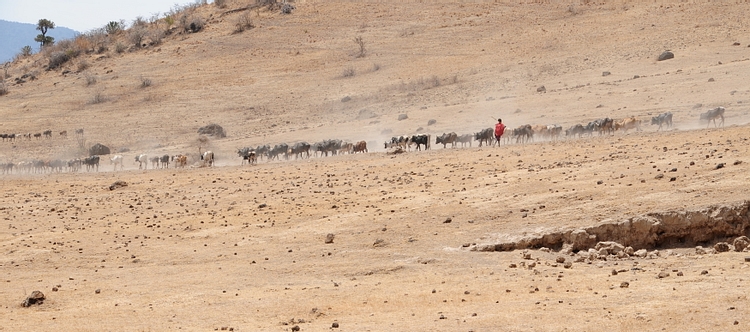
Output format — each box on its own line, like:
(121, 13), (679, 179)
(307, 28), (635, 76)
(105, 21), (123, 35)
(140, 76), (152, 88)
(150, 28), (165, 45)
(90, 91), (108, 104)
(77, 60), (90, 72)
(131, 16), (148, 28)
(21, 46), (33, 57)
(0, 82), (8, 96)
(188, 16), (205, 33)
(85, 74), (97, 86)
(342, 67), (355, 78)
(164, 15), (175, 29)
(48, 51), (70, 69)
(115, 42), (127, 54)
(129, 27), (148, 48)
(354, 36), (366, 58)
(214, 0), (227, 8)
(234, 13), (255, 33)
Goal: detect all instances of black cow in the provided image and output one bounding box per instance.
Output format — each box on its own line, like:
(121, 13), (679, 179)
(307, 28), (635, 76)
(318, 139), (342, 157)
(474, 128), (493, 147)
(565, 124), (585, 138)
(290, 142), (311, 159)
(83, 156), (100, 172)
(255, 145), (270, 161)
(409, 134), (430, 151)
(651, 112), (673, 131)
(700, 107), (725, 128)
(160, 155), (170, 168)
(514, 125), (533, 144)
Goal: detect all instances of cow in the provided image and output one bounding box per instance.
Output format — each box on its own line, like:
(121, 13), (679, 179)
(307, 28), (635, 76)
(34, 133), (42, 139)
(409, 134), (430, 151)
(565, 124), (585, 138)
(546, 125), (563, 140)
(385, 136), (408, 150)
(455, 134), (472, 147)
(338, 142), (353, 155)
(317, 140), (342, 156)
(135, 154), (148, 169)
(591, 118), (615, 135)
(700, 106), (725, 128)
(110, 155), (124, 171)
(474, 128), (493, 147)
(160, 155), (170, 168)
(49, 159), (65, 173)
(238, 147), (255, 165)
(200, 150), (215, 167)
(149, 156), (160, 169)
(268, 143), (289, 160)
(514, 125), (533, 144)
(353, 140), (368, 153)
(615, 117), (641, 133)
(255, 145), (270, 161)
(67, 159), (82, 172)
(531, 125), (548, 141)
(1, 162), (13, 174)
(173, 155), (188, 168)
(651, 112), (673, 131)
(436, 132), (458, 148)
(83, 156), (100, 172)
(43, 130), (52, 139)
(290, 142), (311, 159)
(59, 130), (67, 138)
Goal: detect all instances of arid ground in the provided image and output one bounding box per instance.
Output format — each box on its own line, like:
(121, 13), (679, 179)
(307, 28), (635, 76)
(2, 1), (750, 330)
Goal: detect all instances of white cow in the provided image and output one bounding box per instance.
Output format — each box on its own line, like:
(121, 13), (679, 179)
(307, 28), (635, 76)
(201, 151), (214, 167)
(135, 154), (148, 169)
(110, 155), (124, 171)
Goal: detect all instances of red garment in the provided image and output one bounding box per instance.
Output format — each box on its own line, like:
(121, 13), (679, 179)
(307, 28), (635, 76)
(495, 123), (506, 137)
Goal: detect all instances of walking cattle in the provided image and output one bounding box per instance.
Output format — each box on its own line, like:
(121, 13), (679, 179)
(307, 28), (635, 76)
(700, 107), (725, 128)
(150, 156), (160, 169)
(614, 117), (641, 133)
(59, 130), (67, 138)
(651, 112), (673, 131)
(201, 150), (215, 167)
(110, 155), (124, 171)
(238, 147), (256, 165)
(83, 156), (100, 172)
(135, 154), (148, 169)
(268, 143), (289, 161)
(353, 141), (368, 153)
(436, 132), (458, 148)
(456, 134), (472, 148)
(514, 125), (533, 144)
(290, 142), (311, 159)
(173, 155), (188, 168)
(409, 134), (430, 151)
(160, 155), (170, 168)
(474, 128), (493, 147)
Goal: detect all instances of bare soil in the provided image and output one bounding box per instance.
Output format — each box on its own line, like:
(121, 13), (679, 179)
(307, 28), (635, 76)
(2, 1), (750, 330)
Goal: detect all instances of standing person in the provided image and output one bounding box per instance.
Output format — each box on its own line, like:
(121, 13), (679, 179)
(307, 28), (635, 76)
(494, 118), (506, 146)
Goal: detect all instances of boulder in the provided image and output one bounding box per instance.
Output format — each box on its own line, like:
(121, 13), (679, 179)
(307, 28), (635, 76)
(733, 236), (750, 252)
(197, 123), (227, 138)
(89, 143), (111, 156)
(658, 51), (674, 61)
(22, 291), (45, 307)
(714, 242), (731, 253)
(595, 241), (625, 255)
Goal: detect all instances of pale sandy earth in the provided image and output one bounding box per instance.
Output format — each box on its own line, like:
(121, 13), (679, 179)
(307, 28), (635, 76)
(2, 1), (750, 331)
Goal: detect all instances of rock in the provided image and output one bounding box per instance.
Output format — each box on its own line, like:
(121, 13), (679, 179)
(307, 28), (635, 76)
(657, 271), (670, 279)
(443, 217), (452, 223)
(716, 163), (726, 169)
(744, 257), (750, 262)
(325, 234), (335, 244)
(332, 322), (339, 328)
(616, 251), (629, 259)
(695, 246), (707, 255)
(602, 71), (611, 76)
(427, 119), (437, 126)
(611, 269), (618, 276)
(556, 256), (566, 264)
(89, 143), (111, 156)
(563, 262), (573, 269)
(624, 247), (635, 256)
(677, 271), (684, 276)
(634, 249), (648, 258)
(397, 114), (408, 121)
(714, 242), (731, 253)
(733, 236), (750, 252)
(95, 289), (101, 294)
(340, 96), (351, 102)
(527, 261), (537, 269)
(373, 239), (386, 247)
(22, 290), (45, 307)
(595, 241), (625, 255)
(522, 252), (532, 260)
(291, 325), (300, 332)
(701, 270), (709, 275)
(109, 180), (128, 190)
(508, 263), (517, 268)
(620, 282), (629, 288)
(197, 123), (227, 138)
(708, 78), (715, 82)
(537, 85), (546, 93)
(658, 51), (674, 61)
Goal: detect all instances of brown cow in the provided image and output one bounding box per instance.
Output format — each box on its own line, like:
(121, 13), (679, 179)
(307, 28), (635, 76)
(353, 141), (367, 153)
(615, 117), (641, 133)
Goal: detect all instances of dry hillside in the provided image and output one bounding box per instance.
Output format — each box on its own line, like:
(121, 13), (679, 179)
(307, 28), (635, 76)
(2, 1), (750, 330)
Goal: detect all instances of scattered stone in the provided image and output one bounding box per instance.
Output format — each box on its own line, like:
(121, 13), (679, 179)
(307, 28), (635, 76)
(537, 86), (546, 93)
(611, 269), (618, 276)
(634, 249), (648, 258)
(670, 177), (677, 182)
(325, 234), (335, 244)
(677, 271), (684, 276)
(397, 114), (408, 121)
(596, 180), (603, 185)
(714, 242), (731, 253)
(22, 291), (45, 307)
(708, 78), (715, 82)
(95, 289), (101, 294)
(745, 257), (750, 263)
(332, 322), (339, 328)
(563, 262), (573, 269)
(658, 271), (670, 279)
(733, 236), (750, 251)
(443, 217), (452, 223)
(655, 174), (664, 179)
(620, 282), (629, 288)
(258, 203), (267, 208)
(602, 71), (611, 76)
(658, 51), (674, 61)
(556, 256), (566, 264)
(595, 241), (625, 256)
(715, 163), (726, 170)
(340, 96), (351, 102)
(109, 180), (128, 190)
(701, 270), (709, 275)
(427, 119), (437, 126)
(734, 160), (743, 165)
(373, 239), (386, 247)
(509, 263), (517, 268)
(522, 252), (532, 260)
(291, 325), (300, 332)
(695, 246), (707, 255)
(624, 247), (635, 256)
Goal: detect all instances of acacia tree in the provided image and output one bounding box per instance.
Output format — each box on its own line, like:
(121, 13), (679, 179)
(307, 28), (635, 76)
(34, 19), (56, 48)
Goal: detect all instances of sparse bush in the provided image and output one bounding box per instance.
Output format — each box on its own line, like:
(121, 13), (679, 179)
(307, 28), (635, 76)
(115, 42), (127, 53)
(215, 0), (227, 8)
(354, 36), (366, 58)
(342, 67), (355, 78)
(21, 46), (33, 57)
(84, 28), (108, 53)
(234, 13), (255, 33)
(129, 27), (148, 48)
(187, 16), (205, 33)
(164, 15), (175, 30)
(140, 76), (152, 88)
(47, 51), (70, 69)
(150, 28), (165, 45)
(281, 3), (295, 14)
(77, 60), (90, 72)
(131, 16), (148, 28)
(90, 91), (108, 104)
(0, 82), (8, 96)
(85, 74), (97, 86)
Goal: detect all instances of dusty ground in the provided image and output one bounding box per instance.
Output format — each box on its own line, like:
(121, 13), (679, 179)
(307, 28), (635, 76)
(2, 0), (750, 330)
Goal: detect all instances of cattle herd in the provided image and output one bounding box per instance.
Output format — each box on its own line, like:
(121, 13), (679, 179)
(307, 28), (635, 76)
(0, 107), (729, 175)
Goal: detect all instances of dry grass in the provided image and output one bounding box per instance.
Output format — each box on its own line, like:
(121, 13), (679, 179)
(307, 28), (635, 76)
(234, 13), (255, 34)
(90, 91), (108, 104)
(0, 82), (8, 96)
(341, 67), (356, 78)
(85, 73), (97, 86)
(140, 76), (152, 88)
